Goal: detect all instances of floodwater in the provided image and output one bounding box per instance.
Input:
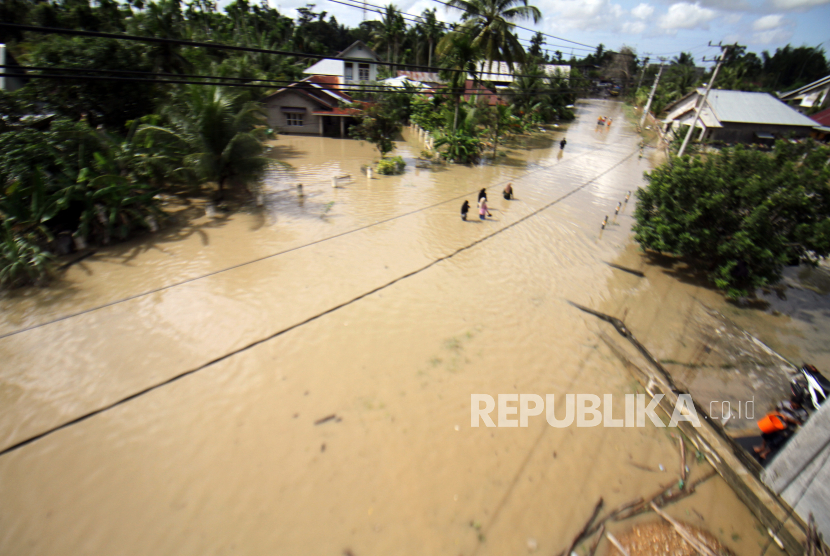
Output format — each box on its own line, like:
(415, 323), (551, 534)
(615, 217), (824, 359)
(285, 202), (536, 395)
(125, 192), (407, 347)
(0, 100), (784, 555)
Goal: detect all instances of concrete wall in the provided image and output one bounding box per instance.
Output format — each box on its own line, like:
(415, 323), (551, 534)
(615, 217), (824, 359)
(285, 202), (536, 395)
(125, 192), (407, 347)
(763, 401), (830, 540)
(264, 90), (323, 136)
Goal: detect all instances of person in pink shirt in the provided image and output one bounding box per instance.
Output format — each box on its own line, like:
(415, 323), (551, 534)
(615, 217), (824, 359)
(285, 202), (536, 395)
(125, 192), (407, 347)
(479, 198), (491, 220)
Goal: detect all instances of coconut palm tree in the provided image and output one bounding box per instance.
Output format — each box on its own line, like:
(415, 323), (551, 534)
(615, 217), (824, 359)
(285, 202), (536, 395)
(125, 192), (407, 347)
(372, 5), (406, 72)
(141, 86), (270, 197)
(436, 32), (481, 130)
(418, 8), (444, 68)
(441, 0), (541, 73)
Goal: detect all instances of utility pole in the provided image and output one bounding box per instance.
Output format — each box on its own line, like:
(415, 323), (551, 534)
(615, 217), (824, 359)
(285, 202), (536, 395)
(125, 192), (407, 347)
(636, 54), (650, 91)
(677, 42), (738, 158)
(639, 57), (665, 129)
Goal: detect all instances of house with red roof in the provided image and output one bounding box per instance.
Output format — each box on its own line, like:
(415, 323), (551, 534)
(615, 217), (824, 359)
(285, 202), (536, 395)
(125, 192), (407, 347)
(811, 106), (830, 141)
(263, 75), (363, 137)
(264, 41), (382, 136)
(302, 40), (382, 90)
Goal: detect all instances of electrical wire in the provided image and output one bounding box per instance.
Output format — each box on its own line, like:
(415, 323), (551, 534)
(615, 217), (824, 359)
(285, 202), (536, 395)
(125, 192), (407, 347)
(0, 139), (613, 342)
(0, 22), (585, 81)
(0, 145), (638, 458)
(3, 66), (588, 97)
(429, 0), (599, 50)
(327, 0), (594, 55)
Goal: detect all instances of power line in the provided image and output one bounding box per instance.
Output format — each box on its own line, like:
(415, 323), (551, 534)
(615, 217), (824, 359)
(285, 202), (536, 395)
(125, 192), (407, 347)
(329, 0), (594, 55)
(429, 0), (597, 50)
(4, 69), (586, 97)
(0, 145), (637, 457)
(0, 141), (611, 343)
(0, 22), (581, 80)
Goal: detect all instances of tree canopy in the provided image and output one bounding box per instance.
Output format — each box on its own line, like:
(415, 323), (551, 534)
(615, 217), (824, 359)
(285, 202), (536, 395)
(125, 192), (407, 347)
(634, 141), (830, 299)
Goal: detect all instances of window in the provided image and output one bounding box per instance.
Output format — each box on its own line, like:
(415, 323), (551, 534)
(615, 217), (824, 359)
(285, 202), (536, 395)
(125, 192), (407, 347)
(344, 63), (353, 81)
(286, 113), (304, 126)
(358, 63), (370, 81)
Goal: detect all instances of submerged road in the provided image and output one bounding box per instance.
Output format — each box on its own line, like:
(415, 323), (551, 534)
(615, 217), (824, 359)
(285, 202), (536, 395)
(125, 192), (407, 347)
(0, 101), (774, 555)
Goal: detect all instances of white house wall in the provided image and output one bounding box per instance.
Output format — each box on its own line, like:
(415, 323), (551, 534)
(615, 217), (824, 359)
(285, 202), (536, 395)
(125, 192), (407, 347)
(303, 59), (344, 76)
(664, 93), (700, 122)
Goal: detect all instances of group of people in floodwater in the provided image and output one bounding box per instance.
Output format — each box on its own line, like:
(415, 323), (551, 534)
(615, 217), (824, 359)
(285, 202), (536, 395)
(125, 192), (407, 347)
(460, 137), (568, 221)
(460, 184), (513, 221)
(597, 116), (612, 128)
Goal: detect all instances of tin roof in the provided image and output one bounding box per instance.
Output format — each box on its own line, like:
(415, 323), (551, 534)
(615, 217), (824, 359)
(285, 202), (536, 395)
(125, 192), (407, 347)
(701, 88), (818, 127)
(779, 74), (830, 101)
(811, 106), (830, 127)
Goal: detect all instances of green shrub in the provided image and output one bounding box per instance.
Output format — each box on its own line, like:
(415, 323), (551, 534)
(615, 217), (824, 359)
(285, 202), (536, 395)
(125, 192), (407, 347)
(434, 130), (482, 164)
(0, 224), (55, 287)
(634, 140), (830, 298)
(376, 156), (406, 175)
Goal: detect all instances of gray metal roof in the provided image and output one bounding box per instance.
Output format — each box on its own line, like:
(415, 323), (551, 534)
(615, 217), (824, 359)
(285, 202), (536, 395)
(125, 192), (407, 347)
(701, 88), (818, 127)
(779, 74), (830, 100)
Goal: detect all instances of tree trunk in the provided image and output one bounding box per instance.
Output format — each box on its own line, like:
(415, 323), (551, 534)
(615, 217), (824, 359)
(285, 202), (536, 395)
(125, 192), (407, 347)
(493, 121), (499, 158)
(453, 101), (459, 131)
(428, 38), (432, 68)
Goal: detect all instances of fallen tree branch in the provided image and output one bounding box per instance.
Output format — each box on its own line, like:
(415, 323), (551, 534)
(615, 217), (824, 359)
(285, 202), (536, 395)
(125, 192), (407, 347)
(587, 523), (605, 556)
(650, 502), (718, 556)
(567, 300), (682, 392)
(558, 498), (603, 556)
(606, 532), (631, 556)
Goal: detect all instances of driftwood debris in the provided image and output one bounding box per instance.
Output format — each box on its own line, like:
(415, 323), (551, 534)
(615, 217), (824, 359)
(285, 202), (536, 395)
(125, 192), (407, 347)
(587, 523), (605, 556)
(585, 497), (644, 538)
(680, 438), (687, 482)
(566, 301), (681, 392)
(650, 502), (718, 556)
(557, 470), (719, 555)
(558, 498), (603, 556)
(606, 532), (631, 556)
(314, 414), (337, 425)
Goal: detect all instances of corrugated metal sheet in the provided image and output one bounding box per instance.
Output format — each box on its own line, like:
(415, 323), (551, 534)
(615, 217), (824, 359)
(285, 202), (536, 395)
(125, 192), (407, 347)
(702, 88), (818, 127)
(779, 74), (830, 101)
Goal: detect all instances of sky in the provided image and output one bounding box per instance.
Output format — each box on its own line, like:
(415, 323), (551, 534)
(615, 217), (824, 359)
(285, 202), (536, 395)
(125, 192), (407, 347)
(269, 0), (830, 66)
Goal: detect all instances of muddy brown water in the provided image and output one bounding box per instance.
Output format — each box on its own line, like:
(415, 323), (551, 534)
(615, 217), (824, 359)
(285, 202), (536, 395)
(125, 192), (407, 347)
(0, 100), (786, 555)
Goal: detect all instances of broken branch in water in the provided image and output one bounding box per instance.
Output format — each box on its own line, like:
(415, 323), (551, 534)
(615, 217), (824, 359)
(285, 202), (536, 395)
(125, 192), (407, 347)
(584, 497), (644, 539)
(314, 414), (337, 425)
(587, 523), (605, 556)
(650, 502), (718, 556)
(566, 301), (681, 393)
(558, 498), (603, 556)
(606, 532), (631, 556)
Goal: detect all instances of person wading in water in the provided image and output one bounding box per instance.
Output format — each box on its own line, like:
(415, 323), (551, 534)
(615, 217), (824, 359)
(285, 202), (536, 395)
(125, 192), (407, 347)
(460, 200), (470, 221)
(479, 197), (491, 220)
(503, 183), (513, 200)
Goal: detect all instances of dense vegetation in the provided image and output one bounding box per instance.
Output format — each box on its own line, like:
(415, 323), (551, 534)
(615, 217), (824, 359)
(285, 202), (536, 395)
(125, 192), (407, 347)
(2, 0), (828, 290)
(630, 46), (829, 118)
(634, 141), (830, 299)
